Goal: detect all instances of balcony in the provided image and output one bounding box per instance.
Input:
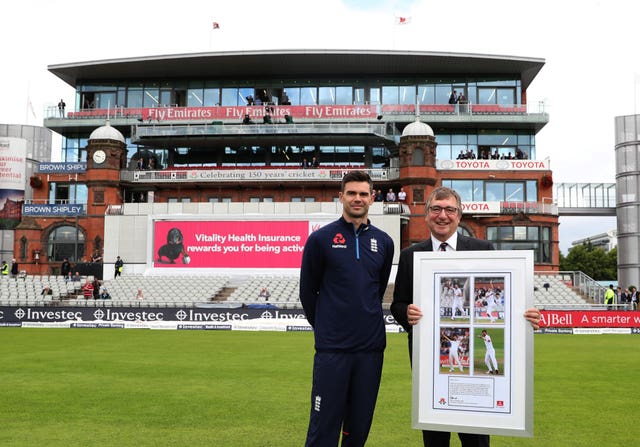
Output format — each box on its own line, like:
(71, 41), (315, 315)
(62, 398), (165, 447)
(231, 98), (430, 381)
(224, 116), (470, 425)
(43, 102), (549, 134)
(131, 122), (395, 148)
(120, 167), (401, 183)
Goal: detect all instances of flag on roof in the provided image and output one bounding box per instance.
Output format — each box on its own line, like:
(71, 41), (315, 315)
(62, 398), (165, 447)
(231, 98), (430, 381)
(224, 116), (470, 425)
(212, 21), (220, 29)
(396, 16), (411, 25)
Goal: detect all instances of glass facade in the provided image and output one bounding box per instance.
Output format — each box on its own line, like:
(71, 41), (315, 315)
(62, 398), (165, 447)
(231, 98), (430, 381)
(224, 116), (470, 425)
(442, 179), (538, 202)
(76, 77), (523, 109)
(436, 132), (535, 160)
(487, 225), (551, 263)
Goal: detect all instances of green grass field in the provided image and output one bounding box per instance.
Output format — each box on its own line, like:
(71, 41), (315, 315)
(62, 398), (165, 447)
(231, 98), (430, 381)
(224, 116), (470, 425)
(1, 329), (638, 446)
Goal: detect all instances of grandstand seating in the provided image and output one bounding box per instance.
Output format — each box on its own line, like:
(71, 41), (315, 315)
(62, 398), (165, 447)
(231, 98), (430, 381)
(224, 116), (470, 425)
(533, 274), (591, 308)
(0, 273), (592, 310)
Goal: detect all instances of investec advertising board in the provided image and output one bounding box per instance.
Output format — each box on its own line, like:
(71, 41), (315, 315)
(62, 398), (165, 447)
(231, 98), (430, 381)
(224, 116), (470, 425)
(0, 306), (402, 332)
(152, 218), (332, 269)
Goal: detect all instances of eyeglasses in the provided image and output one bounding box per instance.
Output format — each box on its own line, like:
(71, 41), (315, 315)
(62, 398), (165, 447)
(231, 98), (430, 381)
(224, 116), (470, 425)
(428, 206), (459, 216)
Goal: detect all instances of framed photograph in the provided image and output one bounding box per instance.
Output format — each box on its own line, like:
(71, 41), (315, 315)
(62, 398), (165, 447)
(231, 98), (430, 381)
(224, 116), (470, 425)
(412, 250), (534, 437)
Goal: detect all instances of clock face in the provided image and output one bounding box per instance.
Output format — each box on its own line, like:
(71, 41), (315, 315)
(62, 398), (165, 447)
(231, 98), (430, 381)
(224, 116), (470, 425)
(93, 150), (106, 164)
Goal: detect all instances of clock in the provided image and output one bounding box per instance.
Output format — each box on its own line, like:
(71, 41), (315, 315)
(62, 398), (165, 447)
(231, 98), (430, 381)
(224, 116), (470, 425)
(92, 150), (106, 164)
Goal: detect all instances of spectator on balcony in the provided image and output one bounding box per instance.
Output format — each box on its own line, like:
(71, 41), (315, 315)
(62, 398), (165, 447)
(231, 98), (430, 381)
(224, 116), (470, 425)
(301, 158), (310, 169)
(457, 92), (468, 113)
(58, 99), (66, 117)
(448, 90), (458, 105)
(280, 90), (290, 105)
(311, 157), (319, 168)
(242, 114), (254, 125)
(374, 189), (384, 202)
(246, 95), (254, 106)
(398, 187), (407, 202)
(284, 114), (294, 124)
(386, 188), (396, 202)
(263, 113), (273, 124)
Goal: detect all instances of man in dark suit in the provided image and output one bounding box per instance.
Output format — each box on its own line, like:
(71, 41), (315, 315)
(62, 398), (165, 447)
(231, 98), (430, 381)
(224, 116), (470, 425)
(391, 186), (540, 447)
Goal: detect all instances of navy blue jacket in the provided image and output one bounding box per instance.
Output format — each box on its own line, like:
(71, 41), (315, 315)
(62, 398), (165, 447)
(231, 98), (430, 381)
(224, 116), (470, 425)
(300, 217), (394, 353)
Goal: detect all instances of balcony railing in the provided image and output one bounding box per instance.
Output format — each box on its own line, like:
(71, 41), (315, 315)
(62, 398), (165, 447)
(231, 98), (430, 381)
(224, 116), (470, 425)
(44, 101), (547, 122)
(132, 122), (390, 140)
(120, 167), (400, 183)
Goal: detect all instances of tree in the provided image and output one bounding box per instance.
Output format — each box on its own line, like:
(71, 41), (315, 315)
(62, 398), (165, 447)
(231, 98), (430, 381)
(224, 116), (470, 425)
(560, 243), (617, 280)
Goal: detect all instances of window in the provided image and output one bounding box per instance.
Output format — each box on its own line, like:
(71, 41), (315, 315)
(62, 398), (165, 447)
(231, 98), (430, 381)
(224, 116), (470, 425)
(382, 86), (399, 104)
(20, 236), (27, 261)
(48, 225), (85, 263)
(48, 183), (88, 205)
(418, 84), (435, 104)
(412, 147), (424, 166)
(487, 225), (552, 263)
(318, 87), (335, 105)
(143, 83), (160, 107)
(188, 81), (204, 107)
(127, 83), (144, 108)
(443, 179), (535, 203)
(93, 189), (105, 205)
(335, 86), (352, 104)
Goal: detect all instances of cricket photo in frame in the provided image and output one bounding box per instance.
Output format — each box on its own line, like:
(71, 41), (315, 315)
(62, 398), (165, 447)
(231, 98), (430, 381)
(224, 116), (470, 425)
(412, 250), (534, 437)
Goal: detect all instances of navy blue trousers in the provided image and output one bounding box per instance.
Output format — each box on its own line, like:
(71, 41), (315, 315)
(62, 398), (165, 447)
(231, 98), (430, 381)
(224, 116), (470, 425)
(305, 351), (384, 447)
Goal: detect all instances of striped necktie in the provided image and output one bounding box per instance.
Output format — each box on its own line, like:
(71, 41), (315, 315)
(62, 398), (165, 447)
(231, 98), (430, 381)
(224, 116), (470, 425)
(439, 242), (448, 252)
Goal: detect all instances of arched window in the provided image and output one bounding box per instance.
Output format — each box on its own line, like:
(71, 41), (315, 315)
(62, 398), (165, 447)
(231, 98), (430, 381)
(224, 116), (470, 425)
(47, 225), (85, 263)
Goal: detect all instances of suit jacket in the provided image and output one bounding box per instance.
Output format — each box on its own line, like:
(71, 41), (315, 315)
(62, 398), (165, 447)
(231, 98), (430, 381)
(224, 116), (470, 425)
(391, 234), (494, 333)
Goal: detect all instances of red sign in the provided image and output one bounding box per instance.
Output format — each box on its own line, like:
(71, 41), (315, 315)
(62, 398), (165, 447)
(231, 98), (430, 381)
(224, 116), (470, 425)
(153, 220), (310, 268)
(540, 310), (640, 328)
(70, 105), (379, 121)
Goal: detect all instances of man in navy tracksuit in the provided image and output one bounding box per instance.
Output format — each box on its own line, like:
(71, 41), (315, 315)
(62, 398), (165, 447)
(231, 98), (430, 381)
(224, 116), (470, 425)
(300, 171), (394, 447)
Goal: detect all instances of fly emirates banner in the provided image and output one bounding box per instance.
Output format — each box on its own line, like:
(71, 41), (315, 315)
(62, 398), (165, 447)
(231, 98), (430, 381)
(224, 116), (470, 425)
(153, 220), (320, 268)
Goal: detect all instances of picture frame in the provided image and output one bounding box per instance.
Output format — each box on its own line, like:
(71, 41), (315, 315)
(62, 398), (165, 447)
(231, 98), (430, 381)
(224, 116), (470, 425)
(412, 250), (534, 437)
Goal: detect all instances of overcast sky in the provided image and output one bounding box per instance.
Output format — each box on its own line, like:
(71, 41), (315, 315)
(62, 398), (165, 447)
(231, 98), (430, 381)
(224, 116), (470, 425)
(3, 0), (637, 253)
